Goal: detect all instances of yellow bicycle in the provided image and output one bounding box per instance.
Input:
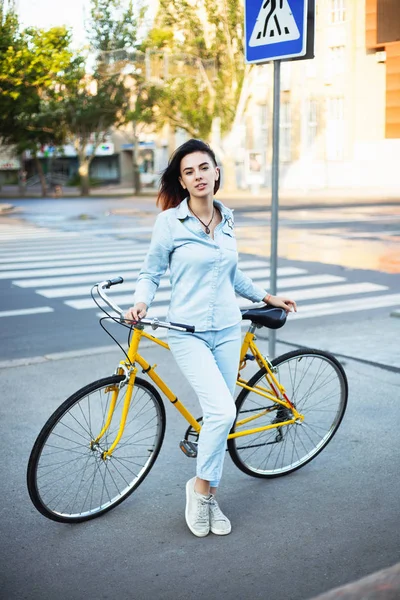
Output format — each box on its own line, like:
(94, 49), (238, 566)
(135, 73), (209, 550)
(27, 277), (348, 523)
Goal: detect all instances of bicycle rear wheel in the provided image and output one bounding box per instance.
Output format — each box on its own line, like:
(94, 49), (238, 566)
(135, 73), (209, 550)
(228, 349), (348, 478)
(27, 375), (165, 522)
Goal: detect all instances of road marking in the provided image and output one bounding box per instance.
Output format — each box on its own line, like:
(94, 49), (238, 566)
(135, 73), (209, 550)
(64, 268), (307, 310)
(2, 255), (267, 272)
(0, 239), (145, 255)
(291, 293), (400, 319)
(37, 273), (345, 300)
(2, 259), (275, 280)
(1, 264), (139, 279)
(141, 292), (400, 322)
(0, 254), (148, 271)
(14, 271), (140, 288)
(0, 226), (154, 243)
(0, 306), (54, 317)
(13, 260), (272, 289)
(0, 246), (148, 263)
(0, 230), (76, 240)
(55, 226), (154, 235)
(285, 282), (388, 301)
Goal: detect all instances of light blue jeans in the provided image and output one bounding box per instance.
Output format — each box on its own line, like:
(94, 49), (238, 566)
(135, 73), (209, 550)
(168, 323), (242, 488)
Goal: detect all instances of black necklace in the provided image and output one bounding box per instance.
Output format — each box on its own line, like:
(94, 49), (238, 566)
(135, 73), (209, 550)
(189, 204), (215, 234)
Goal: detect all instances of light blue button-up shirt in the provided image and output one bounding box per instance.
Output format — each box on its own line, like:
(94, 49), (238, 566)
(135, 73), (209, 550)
(133, 198), (268, 331)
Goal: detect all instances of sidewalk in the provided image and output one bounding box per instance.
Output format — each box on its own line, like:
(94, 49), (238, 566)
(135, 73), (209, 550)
(1, 183), (400, 209)
(1, 310), (399, 600)
(259, 312), (400, 372)
(309, 561), (400, 599)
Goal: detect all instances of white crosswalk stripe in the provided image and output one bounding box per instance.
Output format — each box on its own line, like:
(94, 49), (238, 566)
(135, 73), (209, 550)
(0, 247), (148, 264)
(0, 306), (54, 318)
(36, 274), (347, 299)
(12, 260), (275, 288)
(292, 293), (400, 319)
(0, 253), (149, 271)
(63, 267), (306, 310)
(91, 282), (388, 316)
(1, 227), (399, 323)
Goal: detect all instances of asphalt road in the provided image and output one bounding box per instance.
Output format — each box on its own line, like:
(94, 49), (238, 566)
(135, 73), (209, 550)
(1, 341), (399, 600)
(1, 196), (399, 362)
(1, 197), (399, 600)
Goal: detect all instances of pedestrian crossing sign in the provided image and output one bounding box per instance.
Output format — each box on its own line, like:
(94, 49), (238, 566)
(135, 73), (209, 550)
(245, 0), (309, 64)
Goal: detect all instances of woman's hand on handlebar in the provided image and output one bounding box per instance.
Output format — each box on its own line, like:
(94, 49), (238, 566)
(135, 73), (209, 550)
(124, 303), (148, 323)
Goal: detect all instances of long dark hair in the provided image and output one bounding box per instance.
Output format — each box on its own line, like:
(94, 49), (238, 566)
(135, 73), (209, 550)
(157, 139), (220, 211)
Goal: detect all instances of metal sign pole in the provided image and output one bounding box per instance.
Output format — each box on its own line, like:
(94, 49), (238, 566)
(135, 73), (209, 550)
(244, 0), (315, 357)
(268, 59), (281, 359)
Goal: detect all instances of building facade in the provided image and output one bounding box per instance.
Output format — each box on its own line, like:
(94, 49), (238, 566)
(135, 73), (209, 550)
(2, 0), (399, 194)
(229, 0), (400, 192)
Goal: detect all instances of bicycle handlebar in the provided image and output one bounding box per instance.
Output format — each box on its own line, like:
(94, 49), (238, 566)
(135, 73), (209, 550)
(96, 278), (196, 333)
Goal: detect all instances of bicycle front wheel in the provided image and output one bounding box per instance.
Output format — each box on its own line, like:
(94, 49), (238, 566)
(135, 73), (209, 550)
(27, 375), (165, 523)
(228, 349), (348, 478)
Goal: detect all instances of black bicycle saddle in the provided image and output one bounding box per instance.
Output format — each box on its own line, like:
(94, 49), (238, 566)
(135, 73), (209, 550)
(241, 306), (287, 329)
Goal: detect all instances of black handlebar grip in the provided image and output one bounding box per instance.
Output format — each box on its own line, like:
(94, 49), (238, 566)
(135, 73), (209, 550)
(105, 277), (124, 288)
(170, 321), (195, 333)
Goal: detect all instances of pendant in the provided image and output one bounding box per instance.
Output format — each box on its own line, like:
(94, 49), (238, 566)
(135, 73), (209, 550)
(205, 226), (210, 234)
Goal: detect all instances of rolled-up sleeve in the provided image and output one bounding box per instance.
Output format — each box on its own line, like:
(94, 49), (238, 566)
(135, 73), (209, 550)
(234, 268), (267, 303)
(133, 213), (172, 308)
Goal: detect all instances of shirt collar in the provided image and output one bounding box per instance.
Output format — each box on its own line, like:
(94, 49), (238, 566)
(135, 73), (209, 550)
(175, 197), (233, 221)
(175, 197), (191, 219)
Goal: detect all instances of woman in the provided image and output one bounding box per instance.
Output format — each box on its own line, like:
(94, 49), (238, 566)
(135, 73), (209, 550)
(124, 139), (297, 537)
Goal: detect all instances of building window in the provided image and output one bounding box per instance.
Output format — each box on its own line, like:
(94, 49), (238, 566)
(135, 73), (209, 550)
(253, 104), (269, 151)
(281, 62), (292, 91)
(330, 0), (345, 23)
(328, 45), (346, 75)
(326, 97), (344, 160)
(280, 102), (292, 162)
(306, 100), (318, 151)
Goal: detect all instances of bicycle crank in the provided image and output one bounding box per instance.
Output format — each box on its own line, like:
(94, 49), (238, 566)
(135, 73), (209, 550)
(180, 416), (202, 458)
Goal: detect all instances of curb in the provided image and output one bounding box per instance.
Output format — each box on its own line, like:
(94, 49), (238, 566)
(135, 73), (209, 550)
(256, 335), (400, 374)
(0, 345), (117, 369)
(2, 336), (399, 373)
(308, 561), (400, 599)
(0, 336), (165, 370)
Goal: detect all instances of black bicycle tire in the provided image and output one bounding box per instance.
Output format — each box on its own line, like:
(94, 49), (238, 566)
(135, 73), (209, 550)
(27, 374), (166, 523)
(228, 348), (348, 478)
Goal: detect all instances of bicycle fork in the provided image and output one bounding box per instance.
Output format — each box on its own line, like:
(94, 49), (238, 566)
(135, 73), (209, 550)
(90, 364), (137, 460)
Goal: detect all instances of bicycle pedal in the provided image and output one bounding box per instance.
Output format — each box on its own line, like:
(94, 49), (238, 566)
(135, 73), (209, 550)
(179, 440), (198, 458)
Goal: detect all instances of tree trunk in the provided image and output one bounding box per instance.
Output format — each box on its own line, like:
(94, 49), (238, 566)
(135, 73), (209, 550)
(34, 155), (48, 197)
(78, 158), (91, 196)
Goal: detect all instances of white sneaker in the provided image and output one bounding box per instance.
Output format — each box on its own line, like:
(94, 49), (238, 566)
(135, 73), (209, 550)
(209, 495), (231, 535)
(185, 477), (210, 537)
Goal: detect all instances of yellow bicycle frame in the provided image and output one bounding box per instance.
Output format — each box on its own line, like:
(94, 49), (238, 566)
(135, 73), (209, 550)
(97, 325), (303, 459)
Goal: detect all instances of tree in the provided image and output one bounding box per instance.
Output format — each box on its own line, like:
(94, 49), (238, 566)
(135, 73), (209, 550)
(148, 0), (245, 140)
(52, 60), (130, 196)
(87, 0), (163, 194)
(0, 2), (78, 195)
(123, 80), (164, 193)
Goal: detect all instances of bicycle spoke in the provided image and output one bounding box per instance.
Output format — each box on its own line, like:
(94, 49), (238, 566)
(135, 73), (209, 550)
(230, 351), (347, 477)
(28, 376), (165, 521)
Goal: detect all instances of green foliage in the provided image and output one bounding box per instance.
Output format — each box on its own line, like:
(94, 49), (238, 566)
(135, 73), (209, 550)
(0, 3), (77, 157)
(88, 0), (143, 52)
(151, 0), (245, 139)
(0, 0), (244, 193)
(142, 27), (174, 50)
